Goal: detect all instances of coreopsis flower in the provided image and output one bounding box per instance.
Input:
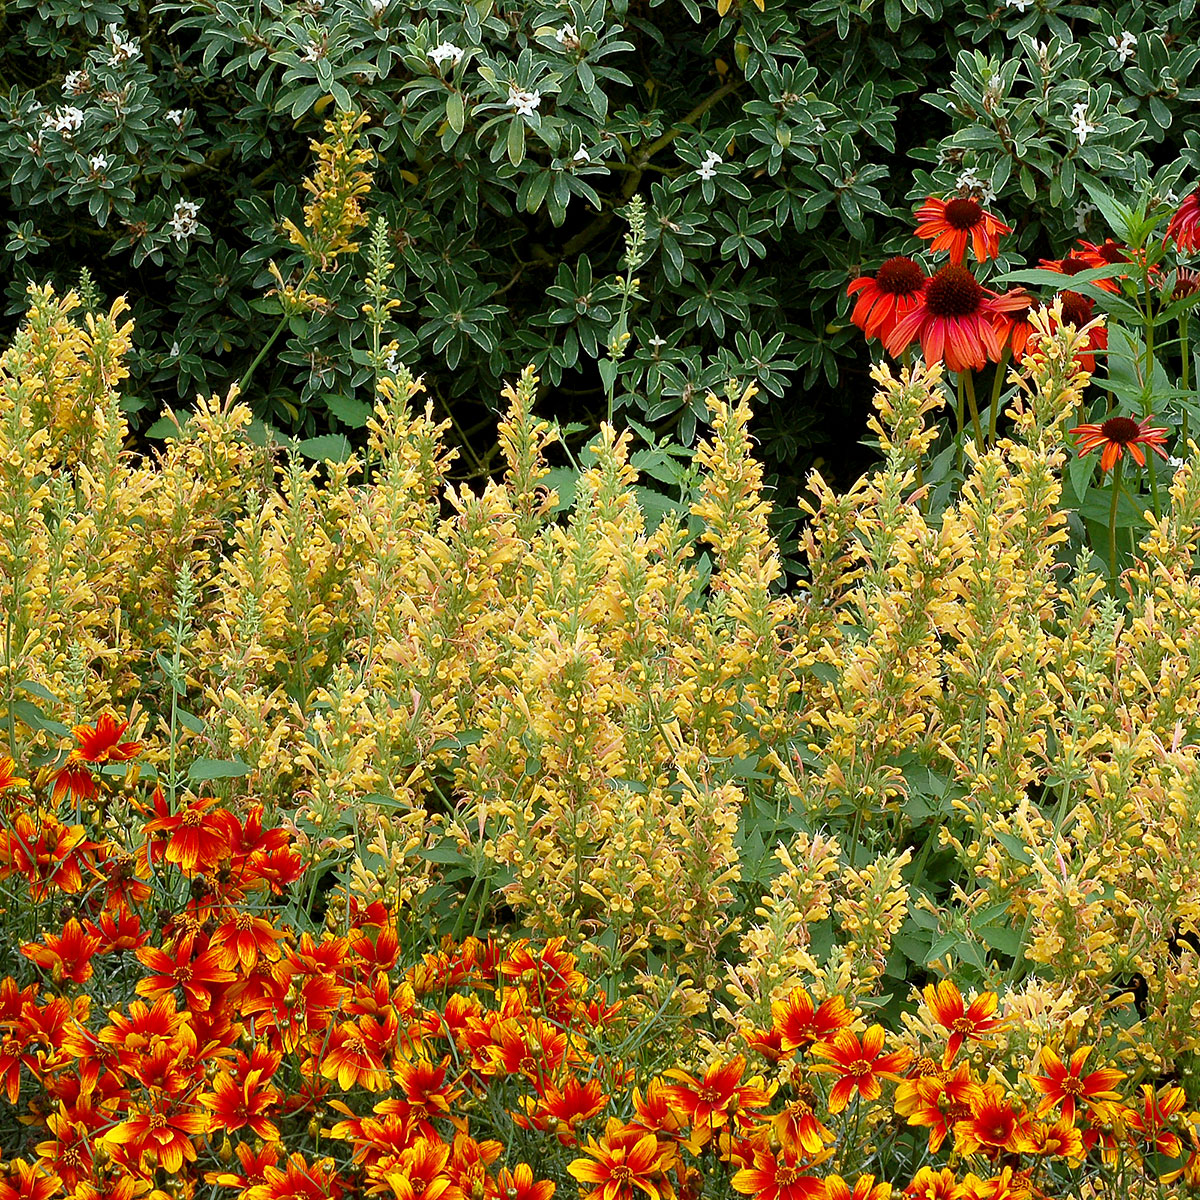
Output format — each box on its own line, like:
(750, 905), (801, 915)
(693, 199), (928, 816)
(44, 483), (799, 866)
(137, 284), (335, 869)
(49, 712), (142, 804)
(568, 1118), (678, 1200)
(1168, 189), (1200, 253)
(319, 1015), (397, 1091)
(952, 1084), (1035, 1156)
(846, 257), (928, 343)
(1026, 1114), (1084, 1160)
(0, 1161), (62, 1200)
(516, 1075), (607, 1145)
(770, 1080), (834, 1155)
(809, 1026), (913, 1113)
(771, 988), (854, 1052)
(495, 1166), (556, 1200)
(1030, 1046), (1125, 1122)
(921, 981), (1004, 1066)
(884, 263), (1021, 372)
(731, 1145), (824, 1200)
(20, 919), (102, 985)
(199, 1052), (283, 1141)
(1069, 414), (1170, 473)
(894, 1062), (984, 1153)
(662, 1055), (772, 1140)
(1127, 1083), (1186, 1159)
(913, 195), (1011, 264)
(102, 1102), (211, 1174)
(0, 755), (27, 794)
(905, 1169), (959, 1200)
(142, 789), (236, 874)
(208, 910), (288, 972)
(826, 1176), (891, 1200)
(135, 940), (237, 1011)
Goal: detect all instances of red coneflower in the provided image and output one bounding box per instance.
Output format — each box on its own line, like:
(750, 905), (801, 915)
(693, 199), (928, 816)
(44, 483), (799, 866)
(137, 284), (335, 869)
(914, 196), (1011, 264)
(884, 264), (1015, 372)
(847, 257), (928, 342)
(1051, 290), (1108, 373)
(1168, 189), (1200, 254)
(1069, 414), (1169, 473)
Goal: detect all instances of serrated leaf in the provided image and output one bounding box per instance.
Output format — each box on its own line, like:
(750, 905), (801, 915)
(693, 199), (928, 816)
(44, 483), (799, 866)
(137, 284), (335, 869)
(298, 434), (352, 463)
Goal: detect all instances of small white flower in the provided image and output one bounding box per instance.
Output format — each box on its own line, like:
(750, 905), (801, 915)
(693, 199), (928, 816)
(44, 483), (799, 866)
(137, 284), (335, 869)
(165, 109), (189, 131)
(1169, 455), (1185, 469)
(105, 24), (142, 67)
(648, 334), (667, 348)
(956, 168), (996, 205)
(1004, 0), (1032, 12)
(168, 197), (202, 243)
(573, 146), (590, 162)
(507, 85), (541, 116)
(384, 348), (401, 373)
(1074, 200), (1098, 232)
(1069, 100), (1098, 144)
(429, 41), (464, 68)
(555, 22), (581, 51)
(1107, 31), (1137, 63)
(63, 70), (90, 96)
(1029, 38), (1051, 61)
(1165, 188), (1180, 207)
(370, 0), (389, 12)
(300, 40), (324, 62)
(812, 117), (826, 134)
(51, 106), (85, 134)
(90, 153), (108, 172)
(170, 341), (181, 357)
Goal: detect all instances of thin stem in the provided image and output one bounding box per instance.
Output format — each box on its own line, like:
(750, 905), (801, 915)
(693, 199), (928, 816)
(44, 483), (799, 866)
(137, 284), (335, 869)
(1107, 456), (1124, 581)
(1182, 313), (1191, 448)
(238, 313), (290, 396)
(988, 348), (1011, 446)
(955, 374), (965, 474)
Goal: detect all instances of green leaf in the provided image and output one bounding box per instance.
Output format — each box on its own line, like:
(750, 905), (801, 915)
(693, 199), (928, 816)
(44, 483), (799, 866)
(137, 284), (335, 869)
(17, 679), (58, 704)
(976, 923), (1023, 957)
(298, 434), (352, 463)
(187, 757), (253, 780)
(507, 118), (526, 168)
(446, 90), (465, 135)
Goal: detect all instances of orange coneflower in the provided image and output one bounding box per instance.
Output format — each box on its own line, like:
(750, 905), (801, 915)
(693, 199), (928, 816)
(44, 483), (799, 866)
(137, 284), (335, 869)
(847, 257), (928, 343)
(1049, 290), (1108, 373)
(771, 987), (853, 1053)
(1030, 1046), (1125, 1123)
(991, 289), (1037, 360)
(731, 1145), (825, 1200)
(915, 196), (1011, 264)
(1039, 250), (1121, 294)
(1069, 414), (1170, 474)
(568, 1118), (678, 1200)
(1168, 189), (1200, 254)
(922, 981), (1004, 1067)
(809, 1025), (912, 1114)
(885, 264), (1019, 373)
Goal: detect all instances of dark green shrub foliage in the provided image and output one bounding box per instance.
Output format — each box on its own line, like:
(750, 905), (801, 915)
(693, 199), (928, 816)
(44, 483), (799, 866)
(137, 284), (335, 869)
(1, 0), (1197, 485)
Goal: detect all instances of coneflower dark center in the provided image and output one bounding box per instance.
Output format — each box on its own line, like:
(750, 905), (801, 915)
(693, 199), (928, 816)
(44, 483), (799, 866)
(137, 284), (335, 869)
(1058, 291), (1093, 327)
(925, 265), (985, 318)
(1099, 416), (1142, 446)
(1058, 255), (1091, 275)
(1093, 240), (1128, 264)
(943, 198), (984, 229)
(874, 256), (926, 295)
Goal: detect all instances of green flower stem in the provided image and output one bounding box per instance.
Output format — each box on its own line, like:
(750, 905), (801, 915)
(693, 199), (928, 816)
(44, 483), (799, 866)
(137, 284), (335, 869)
(988, 348), (1011, 446)
(955, 374), (965, 474)
(963, 368), (984, 448)
(1183, 313), (1191, 448)
(1108, 455), (1124, 581)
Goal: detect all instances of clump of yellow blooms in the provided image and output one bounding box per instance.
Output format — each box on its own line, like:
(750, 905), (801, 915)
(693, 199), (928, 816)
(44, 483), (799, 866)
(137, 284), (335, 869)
(10, 270), (1200, 1091)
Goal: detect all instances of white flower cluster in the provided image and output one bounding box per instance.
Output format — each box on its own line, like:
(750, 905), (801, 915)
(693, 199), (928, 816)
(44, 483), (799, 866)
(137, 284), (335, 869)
(1003, 0), (1032, 12)
(48, 106), (85, 134)
(300, 40), (324, 62)
(169, 198), (202, 243)
(370, 0), (389, 13)
(429, 42), (464, 68)
(956, 167), (996, 205)
(1074, 200), (1098, 232)
(105, 25), (142, 67)
(1107, 31), (1137, 63)
(166, 109), (189, 131)
(507, 85), (541, 116)
(1069, 101), (1098, 144)
(63, 70), (90, 96)
(555, 23), (582, 51)
(90, 153), (109, 173)
(697, 149), (722, 181)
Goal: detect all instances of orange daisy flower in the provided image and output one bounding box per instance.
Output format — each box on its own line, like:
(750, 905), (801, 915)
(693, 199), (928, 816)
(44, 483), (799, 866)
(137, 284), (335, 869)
(894, 1061), (984, 1153)
(1026, 1114), (1084, 1161)
(568, 1118), (678, 1200)
(809, 1026), (912, 1114)
(516, 1075), (608, 1145)
(847, 257), (928, 343)
(495, 1165), (556, 1200)
(914, 196), (1011, 264)
(142, 789), (236, 875)
(731, 1145), (825, 1200)
(208, 910), (288, 973)
(884, 264), (1018, 373)
(1069, 414), (1169, 474)
(951, 1083), (1034, 1156)
(0, 755), (28, 795)
(1128, 1082), (1188, 1159)
(1031, 1046), (1124, 1123)
(1168, 189), (1200, 254)
(135, 940), (237, 1012)
(0, 1160), (63, 1200)
(770, 1080), (834, 1156)
(771, 988), (853, 1053)
(921, 981), (1003, 1067)
(102, 1101), (211, 1174)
